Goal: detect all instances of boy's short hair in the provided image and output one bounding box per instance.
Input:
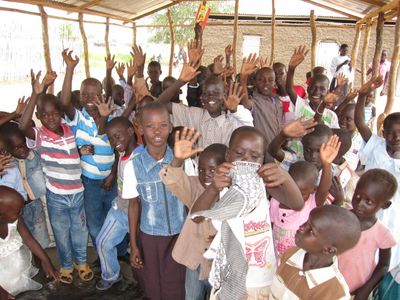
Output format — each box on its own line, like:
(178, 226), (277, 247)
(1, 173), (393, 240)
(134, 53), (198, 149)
(37, 94), (62, 114)
(229, 126), (266, 151)
(202, 75), (224, 93)
(139, 101), (169, 123)
(311, 66), (326, 77)
(162, 76), (177, 90)
(357, 169), (397, 202)
(309, 74), (329, 87)
(302, 124), (333, 145)
(0, 121), (23, 140)
(339, 44), (349, 50)
(106, 116), (133, 132)
(289, 160), (318, 183)
(332, 128), (352, 158)
(148, 60), (161, 70)
(272, 62), (286, 71)
(80, 77), (102, 92)
(199, 143), (227, 165)
(383, 112), (400, 130)
(255, 67), (274, 79)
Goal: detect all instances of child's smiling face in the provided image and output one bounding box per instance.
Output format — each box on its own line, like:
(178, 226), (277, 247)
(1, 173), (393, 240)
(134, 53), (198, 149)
(255, 68), (275, 96)
(139, 107), (171, 149)
(202, 83), (224, 117)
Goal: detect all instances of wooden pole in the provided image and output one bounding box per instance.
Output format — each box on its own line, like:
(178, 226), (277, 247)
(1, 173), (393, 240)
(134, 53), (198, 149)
(132, 22), (137, 47)
(350, 23), (361, 89)
(38, 5), (53, 94)
(79, 13), (90, 78)
(270, 0), (276, 65)
(361, 22), (372, 85)
(105, 17), (110, 57)
(384, 5), (400, 115)
(371, 12), (385, 77)
(167, 9), (174, 76)
(232, 0), (239, 74)
(310, 10), (317, 69)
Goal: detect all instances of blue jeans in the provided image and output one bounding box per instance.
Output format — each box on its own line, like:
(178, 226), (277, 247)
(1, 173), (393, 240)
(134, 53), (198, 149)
(22, 198), (50, 249)
(82, 175), (127, 256)
(96, 205), (129, 282)
(46, 189), (88, 269)
(185, 266), (212, 300)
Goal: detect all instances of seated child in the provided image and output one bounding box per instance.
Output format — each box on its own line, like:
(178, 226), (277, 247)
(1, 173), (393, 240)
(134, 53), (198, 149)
(0, 186), (58, 298)
(191, 126), (304, 300)
(271, 132), (340, 258)
(270, 205), (361, 299)
(354, 76), (400, 269)
(161, 128), (226, 300)
(95, 117), (137, 290)
(147, 60), (163, 98)
(0, 122), (50, 249)
(339, 169), (397, 299)
(19, 71), (93, 284)
(158, 56), (253, 149)
(126, 102), (187, 300)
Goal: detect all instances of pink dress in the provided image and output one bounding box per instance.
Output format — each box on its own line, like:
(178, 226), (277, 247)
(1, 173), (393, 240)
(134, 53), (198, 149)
(270, 194), (317, 258)
(338, 220), (396, 292)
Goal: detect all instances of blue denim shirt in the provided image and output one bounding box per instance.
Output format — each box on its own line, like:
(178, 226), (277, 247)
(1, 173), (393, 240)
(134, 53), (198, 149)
(133, 146), (186, 236)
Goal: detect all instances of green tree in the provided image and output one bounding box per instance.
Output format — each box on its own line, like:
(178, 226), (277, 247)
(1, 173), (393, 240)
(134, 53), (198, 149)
(149, 2), (232, 47)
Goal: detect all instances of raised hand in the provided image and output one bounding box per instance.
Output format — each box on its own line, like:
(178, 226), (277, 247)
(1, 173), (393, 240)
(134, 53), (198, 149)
(174, 127), (203, 160)
(115, 62), (125, 78)
(282, 118), (317, 138)
(225, 44), (233, 57)
(30, 69), (45, 95)
(179, 59), (202, 83)
(187, 39), (204, 65)
(345, 88), (358, 101)
(320, 134), (341, 165)
(105, 54), (116, 71)
(127, 59), (137, 78)
(130, 45), (146, 69)
(336, 73), (347, 87)
(288, 45), (309, 69)
(62, 48), (79, 68)
(42, 71), (58, 88)
(329, 176), (344, 206)
(224, 83), (244, 112)
(223, 66), (234, 79)
(258, 55), (271, 68)
(194, 22), (203, 40)
(0, 154), (14, 176)
(324, 92), (339, 104)
(15, 96), (30, 115)
(358, 76), (384, 95)
(213, 55), (224, 75)
(94, 95), (114, 117)
(241, 53), (258, 77)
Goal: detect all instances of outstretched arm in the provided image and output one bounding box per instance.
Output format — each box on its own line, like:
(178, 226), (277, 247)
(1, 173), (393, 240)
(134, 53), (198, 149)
(60, 49), (80, 120)
(239, 53), (258, 110)
(287, 46), (309, 105)
(105, 54), (116, 100)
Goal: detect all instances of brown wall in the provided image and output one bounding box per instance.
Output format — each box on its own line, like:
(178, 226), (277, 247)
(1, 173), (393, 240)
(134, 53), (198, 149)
(202, 23), (395, 88)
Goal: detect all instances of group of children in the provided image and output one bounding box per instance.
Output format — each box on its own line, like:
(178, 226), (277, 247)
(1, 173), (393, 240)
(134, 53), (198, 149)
(0, 28), (399, 300)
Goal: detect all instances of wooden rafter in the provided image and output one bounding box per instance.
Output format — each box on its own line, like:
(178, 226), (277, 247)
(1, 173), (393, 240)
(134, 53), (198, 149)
(301, 0), (363, 19)
(130, 1), (179, 21)
(357, 0), (386, 6)
(357, 0), (399, 24)
(78, 0), (103, 9)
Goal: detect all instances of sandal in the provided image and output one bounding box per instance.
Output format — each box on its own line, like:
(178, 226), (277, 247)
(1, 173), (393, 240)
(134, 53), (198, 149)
(59, 268), (73, 284)
(73, 262), (94, 282)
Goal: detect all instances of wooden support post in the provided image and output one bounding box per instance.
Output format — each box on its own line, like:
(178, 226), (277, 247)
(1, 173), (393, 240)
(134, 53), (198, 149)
(361, 22), (372, 85)
(105, 17), (110, 57)
(38, 5), (53, 94)
(232, 0), (240, 74)
(350, 23), (361, 89)
(79, 13), (90, 78)
(270, 0), (276, 65)
(310, 10), (317, 69)
(132, 22), (137, 47)
(167, 10), (174, 76)
(371, 12), (385, 77)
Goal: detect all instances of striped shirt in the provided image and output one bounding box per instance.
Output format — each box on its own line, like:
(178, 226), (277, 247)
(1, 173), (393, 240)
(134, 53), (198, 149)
(65, 108), (115, 180)
(27, 124), (83, 195)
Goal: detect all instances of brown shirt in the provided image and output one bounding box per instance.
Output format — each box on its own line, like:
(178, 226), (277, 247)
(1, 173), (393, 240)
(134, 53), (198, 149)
(251, 91), (284, 162)
(159, 165), (216, 280)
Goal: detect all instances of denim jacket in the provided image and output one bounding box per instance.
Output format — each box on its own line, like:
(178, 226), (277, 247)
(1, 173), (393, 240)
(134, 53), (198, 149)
(133, 146), (186, 236)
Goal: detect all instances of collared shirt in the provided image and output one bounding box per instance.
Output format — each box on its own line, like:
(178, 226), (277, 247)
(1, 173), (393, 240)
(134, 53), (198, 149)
(26, 125), (83, 195)
(171, 103), (253, 149)
(0, 165), (27, 200)
(270, 247), (351, 300)
(65, 108), (115, 180)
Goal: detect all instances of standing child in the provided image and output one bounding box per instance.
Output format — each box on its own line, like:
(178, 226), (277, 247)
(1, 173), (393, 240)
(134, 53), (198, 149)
(354, 75), (400, 269)
(191, 126), (303, 300)
(270, 205), (361, 299)
(147, 61), (163, 98)
(339, 169), (397, 299)
(126, 102), (187, 299)
(0, 186), (58, 298)
(19, 71), (93, 284)
(270, 133), (340, 258)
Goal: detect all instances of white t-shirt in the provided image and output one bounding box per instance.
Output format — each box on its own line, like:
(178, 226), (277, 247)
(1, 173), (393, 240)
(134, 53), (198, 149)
(343, 132), (364, 171)
(330, 55), (354, 82)
(121, 159), (139, 200)
(295, 96), (339, 128)
(116, 152), (138, 212)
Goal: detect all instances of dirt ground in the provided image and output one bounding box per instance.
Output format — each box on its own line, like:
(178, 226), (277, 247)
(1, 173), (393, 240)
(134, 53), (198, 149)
(16, 247), (146, 300)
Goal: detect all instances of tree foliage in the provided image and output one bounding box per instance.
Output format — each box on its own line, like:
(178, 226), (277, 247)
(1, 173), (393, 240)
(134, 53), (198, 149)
(149, 2), (232, 47)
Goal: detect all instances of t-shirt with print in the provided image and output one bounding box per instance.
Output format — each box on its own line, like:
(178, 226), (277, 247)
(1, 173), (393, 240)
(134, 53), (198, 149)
(295, 96), (339, 128)
(244, 198), (276, 288)
(26, 125), (83, 195)
(116, 151), (138, 212)
(343, 132), (363, 171)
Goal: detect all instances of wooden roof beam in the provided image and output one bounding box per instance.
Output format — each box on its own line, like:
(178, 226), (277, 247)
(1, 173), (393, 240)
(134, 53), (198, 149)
(130, 0), (180, 21)
(357, 0), (399, 24)
(78, 0), (103, 9)
(301, 0), (363, 19)
(357, 0), (387, 6)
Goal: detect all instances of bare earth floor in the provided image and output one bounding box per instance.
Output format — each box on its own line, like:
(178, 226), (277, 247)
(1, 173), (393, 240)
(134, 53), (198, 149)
(16, 247), (146, 300)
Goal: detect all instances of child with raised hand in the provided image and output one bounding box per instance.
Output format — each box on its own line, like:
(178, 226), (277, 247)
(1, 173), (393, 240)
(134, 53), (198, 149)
(125, 102), (187, 300)
(0, 186), (59, 299)
(240, 54), (284, 162)
(19, 70), (93, 284)
(354, 75), (400, 269)
(161, 128), (227, 300)
(270, 205), (361, 300)
(191, 126), (303, 300)
(338, 169), (397, 299)
(157, 46), (253, 149)
(270, 134), (341, 258)
(147, 60), (163, 98)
